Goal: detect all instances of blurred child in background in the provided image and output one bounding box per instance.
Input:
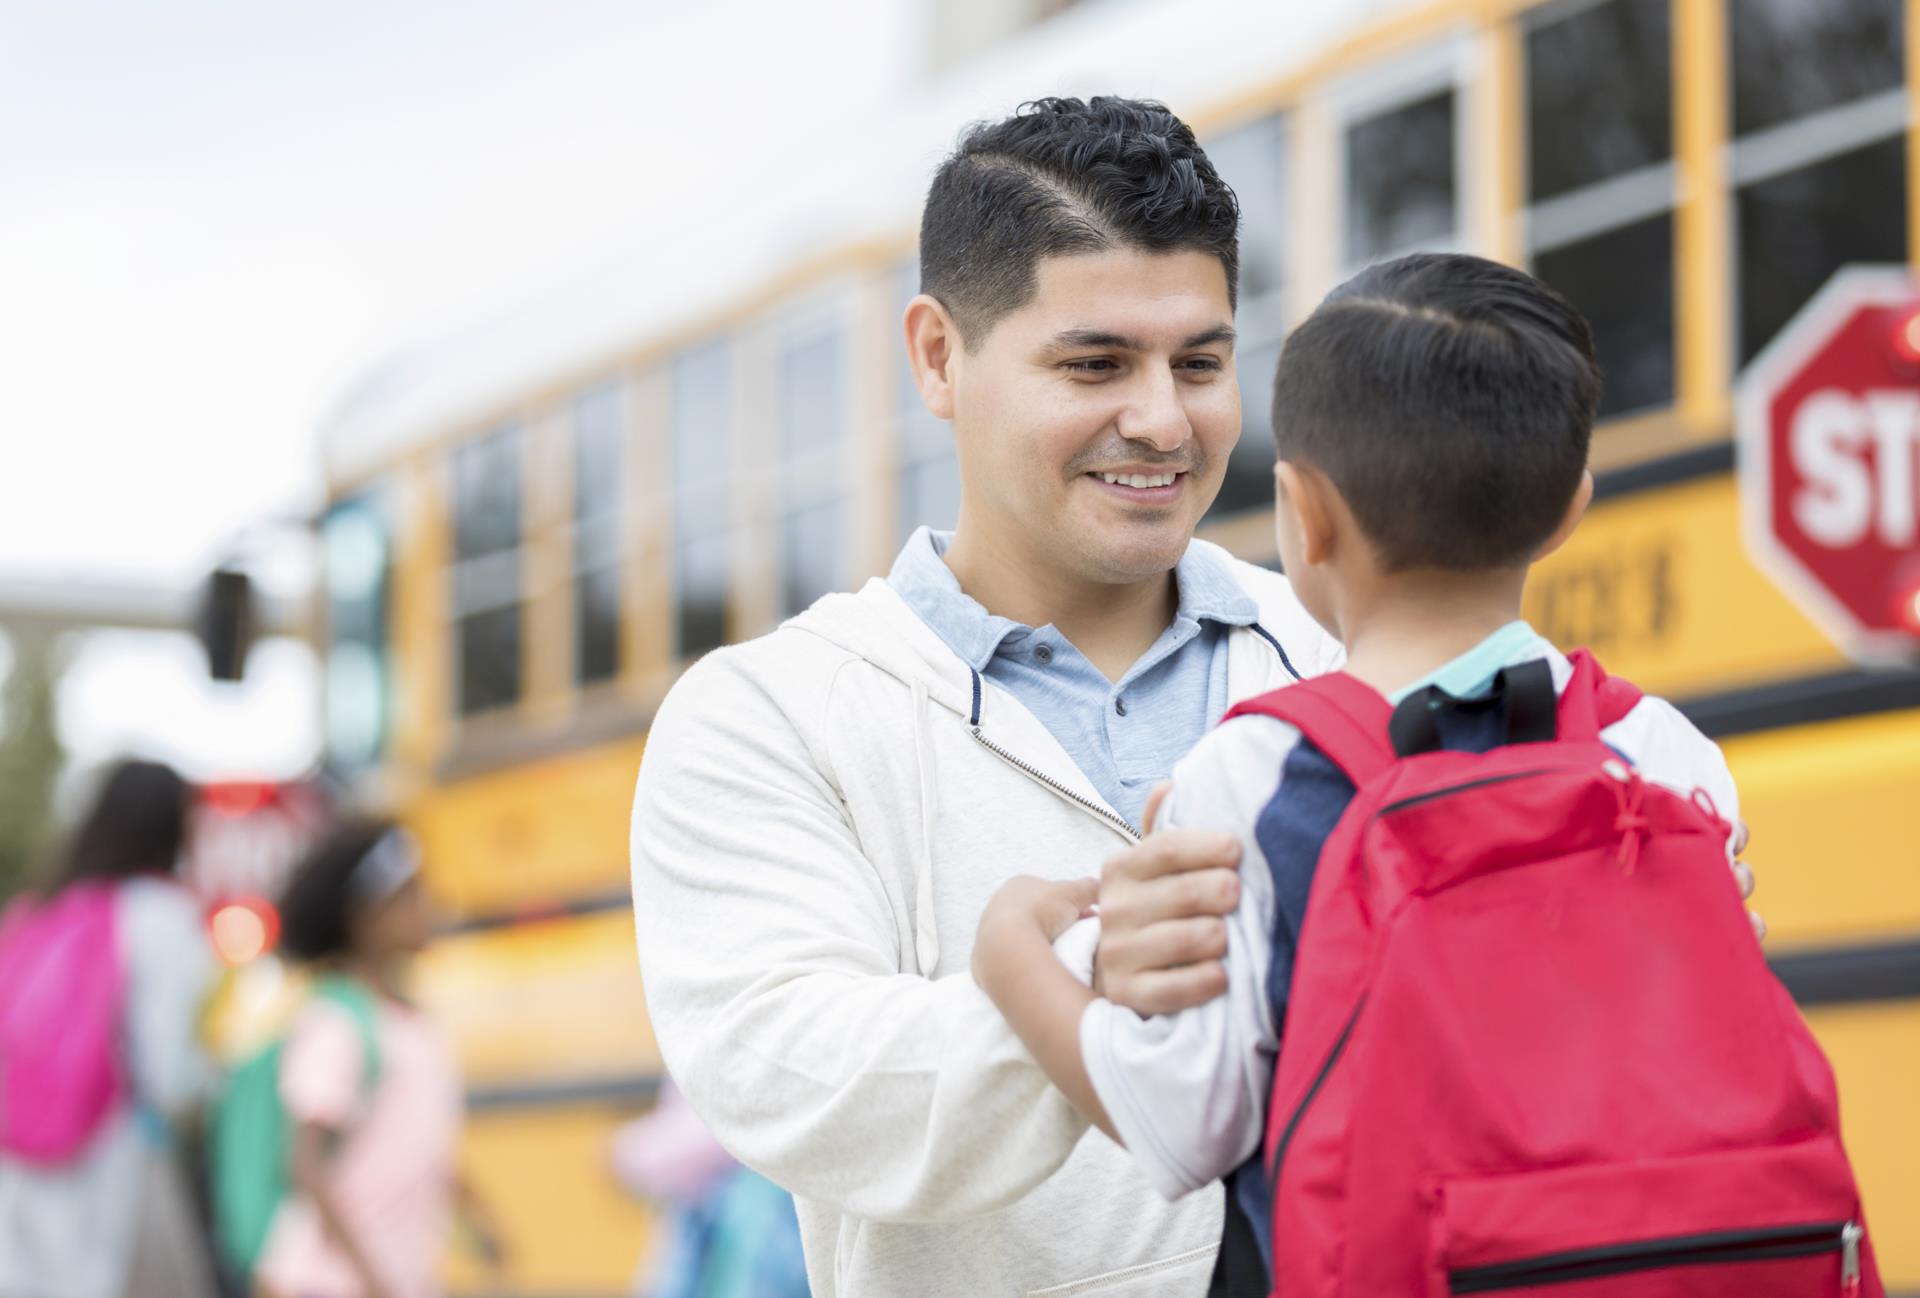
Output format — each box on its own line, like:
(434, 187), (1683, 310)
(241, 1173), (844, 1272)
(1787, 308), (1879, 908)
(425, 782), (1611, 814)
(0, 758), (218, 1298)
(610, 1082), (807, 1298)
(244, 818), (500, 1298)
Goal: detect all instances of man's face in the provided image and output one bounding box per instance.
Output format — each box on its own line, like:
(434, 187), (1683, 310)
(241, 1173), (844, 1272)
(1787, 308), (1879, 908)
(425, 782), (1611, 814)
(948, 248), (1239, 586)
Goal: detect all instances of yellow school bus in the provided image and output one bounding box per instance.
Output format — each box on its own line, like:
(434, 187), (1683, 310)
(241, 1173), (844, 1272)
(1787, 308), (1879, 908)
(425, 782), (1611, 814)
(311, 0), (1919, 1290)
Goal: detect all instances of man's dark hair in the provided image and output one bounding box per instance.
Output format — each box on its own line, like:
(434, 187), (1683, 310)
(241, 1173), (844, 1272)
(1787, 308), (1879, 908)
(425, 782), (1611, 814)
(1271, 253), (1601, 571)
(919, 96), (1239, 346)
(279, 817), (396, 963)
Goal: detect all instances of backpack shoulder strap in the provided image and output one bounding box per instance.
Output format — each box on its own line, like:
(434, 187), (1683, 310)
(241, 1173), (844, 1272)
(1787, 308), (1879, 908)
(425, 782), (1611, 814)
(313, 975), (383, 1096)
(1556, 649), (1644, 740)
(1222, 674), (1396, 787)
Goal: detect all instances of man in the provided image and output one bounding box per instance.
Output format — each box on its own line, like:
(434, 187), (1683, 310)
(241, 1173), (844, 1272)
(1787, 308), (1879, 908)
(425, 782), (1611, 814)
(631, 96), (1338, 1297)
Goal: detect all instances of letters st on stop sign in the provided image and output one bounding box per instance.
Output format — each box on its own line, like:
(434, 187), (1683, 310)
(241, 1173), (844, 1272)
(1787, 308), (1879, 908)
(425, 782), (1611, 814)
(1739, 266), (1920, 665)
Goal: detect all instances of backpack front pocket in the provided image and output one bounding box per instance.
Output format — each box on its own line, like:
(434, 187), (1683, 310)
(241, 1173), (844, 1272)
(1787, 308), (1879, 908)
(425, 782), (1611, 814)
(1434, 1138), (1866, 1296)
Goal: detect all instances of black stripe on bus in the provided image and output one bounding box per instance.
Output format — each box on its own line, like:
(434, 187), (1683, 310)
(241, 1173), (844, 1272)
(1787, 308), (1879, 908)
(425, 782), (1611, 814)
(1771, 937), (1920, 1007)
(1675, 667), (1920, 741)
(442, 888), (631, 937)
(467, 1074), (662, 1112)
(1590, 440), (1734, 503)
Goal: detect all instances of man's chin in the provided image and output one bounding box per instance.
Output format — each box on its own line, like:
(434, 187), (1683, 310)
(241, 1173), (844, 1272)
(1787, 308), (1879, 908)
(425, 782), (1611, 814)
(1066, 519), (1195, 585)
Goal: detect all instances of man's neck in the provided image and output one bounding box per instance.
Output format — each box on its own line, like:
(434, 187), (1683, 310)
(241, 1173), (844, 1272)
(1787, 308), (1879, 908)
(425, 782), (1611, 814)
(1335, 568), (1528, 700)
(941, 527), (1179, 682)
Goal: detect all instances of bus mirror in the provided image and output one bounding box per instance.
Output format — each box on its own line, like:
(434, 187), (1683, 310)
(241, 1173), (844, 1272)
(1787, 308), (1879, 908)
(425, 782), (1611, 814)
(197, 567), (255, 682)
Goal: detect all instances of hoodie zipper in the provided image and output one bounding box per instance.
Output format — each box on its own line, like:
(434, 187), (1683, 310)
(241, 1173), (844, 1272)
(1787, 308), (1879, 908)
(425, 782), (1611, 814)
(968, 727), (1140, 841)
(1449, 1220), (1860, 1294)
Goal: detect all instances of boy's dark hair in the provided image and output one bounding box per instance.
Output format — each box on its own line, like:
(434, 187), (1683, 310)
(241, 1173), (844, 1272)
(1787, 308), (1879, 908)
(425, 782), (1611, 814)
(47, 758), (189, 896)
(279, 817), (395, 963)
(1272, 253), (1601, 571)
(919, 96), (1239, 346)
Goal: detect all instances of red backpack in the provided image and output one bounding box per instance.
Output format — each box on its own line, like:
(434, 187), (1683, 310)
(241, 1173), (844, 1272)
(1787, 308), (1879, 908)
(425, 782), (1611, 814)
(1225, 651), (1880, 1297)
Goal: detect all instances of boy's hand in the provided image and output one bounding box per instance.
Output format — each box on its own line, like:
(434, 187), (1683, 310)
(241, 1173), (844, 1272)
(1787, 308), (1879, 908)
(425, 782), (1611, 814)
(973, 876), (1097, 996)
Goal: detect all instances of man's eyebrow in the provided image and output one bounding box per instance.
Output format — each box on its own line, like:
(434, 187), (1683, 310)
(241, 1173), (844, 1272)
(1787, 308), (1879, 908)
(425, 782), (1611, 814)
(1044, 324), (1238, 351)
(1047, 328), (1140, 351)
(1183, 324), (1237, 349)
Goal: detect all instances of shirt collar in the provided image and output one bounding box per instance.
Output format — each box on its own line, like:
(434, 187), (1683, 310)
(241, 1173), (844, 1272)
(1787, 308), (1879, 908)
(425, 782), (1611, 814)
(886, 527), (1259, 673)
(1387, 621), (1556, 704)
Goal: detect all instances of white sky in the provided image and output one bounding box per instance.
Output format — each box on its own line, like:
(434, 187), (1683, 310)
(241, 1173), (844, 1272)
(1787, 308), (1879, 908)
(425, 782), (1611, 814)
(0, 0), (910, 777)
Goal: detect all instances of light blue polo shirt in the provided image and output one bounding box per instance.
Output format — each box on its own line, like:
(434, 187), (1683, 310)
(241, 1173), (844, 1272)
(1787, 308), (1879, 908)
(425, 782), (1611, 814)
(887, 527), (1261, 829)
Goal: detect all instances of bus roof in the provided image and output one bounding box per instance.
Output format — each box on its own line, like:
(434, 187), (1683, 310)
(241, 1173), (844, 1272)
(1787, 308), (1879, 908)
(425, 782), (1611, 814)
(316, 0), (1404, 489)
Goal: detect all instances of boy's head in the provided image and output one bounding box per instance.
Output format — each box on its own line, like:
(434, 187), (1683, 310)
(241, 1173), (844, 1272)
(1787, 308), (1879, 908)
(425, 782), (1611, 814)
(906, 97), (1245, 585)
(1269, 253), (1600, 631)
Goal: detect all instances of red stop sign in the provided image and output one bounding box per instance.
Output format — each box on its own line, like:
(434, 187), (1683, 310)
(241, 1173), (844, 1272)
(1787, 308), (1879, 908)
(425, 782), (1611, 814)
(1740, 266), (1920, 664)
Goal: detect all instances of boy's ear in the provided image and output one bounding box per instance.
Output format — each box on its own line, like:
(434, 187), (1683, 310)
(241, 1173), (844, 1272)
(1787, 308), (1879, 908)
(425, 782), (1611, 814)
(1534, 469), (1595, 560)
(904, 294), (960, 421)
(1275, 459), (1335, 566)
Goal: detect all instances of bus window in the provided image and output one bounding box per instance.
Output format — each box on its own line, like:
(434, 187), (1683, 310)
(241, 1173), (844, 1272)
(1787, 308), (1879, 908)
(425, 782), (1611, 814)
(896, 261), (959, 543)
(1730, 0), (1902, 138)
(777, 321), (848, 618)
(1344, 87), (1456, 267)
(322, 491), (390, 773)
(573, 382), (622, 686)
(1730, 0), (1906, 363)
(1525, 0), (1675, 418)
(452, 425), (524, 716)
(672, 342), (731, 659)
(1204, 114), (1287, 520)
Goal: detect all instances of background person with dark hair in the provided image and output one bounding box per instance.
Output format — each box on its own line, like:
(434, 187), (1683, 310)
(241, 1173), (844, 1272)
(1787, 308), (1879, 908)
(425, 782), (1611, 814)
(248, 820), (501, 1298)
(0, 758), (219, 1298)
(631, 96), (1342, 1296)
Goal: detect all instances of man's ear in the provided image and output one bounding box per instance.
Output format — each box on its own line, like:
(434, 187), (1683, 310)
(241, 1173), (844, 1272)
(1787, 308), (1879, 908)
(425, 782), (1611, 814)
(904, 294), (961, 421)
(1534, 469), (1594, 560)
(1275, 459), (1336, 566)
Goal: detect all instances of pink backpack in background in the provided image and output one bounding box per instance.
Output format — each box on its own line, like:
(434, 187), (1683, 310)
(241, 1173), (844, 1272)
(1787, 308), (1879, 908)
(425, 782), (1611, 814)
(0, 882), (128, 1163)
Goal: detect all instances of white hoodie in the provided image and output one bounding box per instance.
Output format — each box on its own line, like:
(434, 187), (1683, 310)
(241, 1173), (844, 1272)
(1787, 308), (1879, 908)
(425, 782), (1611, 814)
(630, 544), (1340, 1298)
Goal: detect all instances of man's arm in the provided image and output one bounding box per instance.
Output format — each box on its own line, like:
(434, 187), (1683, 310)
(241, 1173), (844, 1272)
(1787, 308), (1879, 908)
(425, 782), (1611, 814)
(631, 650), (1089, 1224)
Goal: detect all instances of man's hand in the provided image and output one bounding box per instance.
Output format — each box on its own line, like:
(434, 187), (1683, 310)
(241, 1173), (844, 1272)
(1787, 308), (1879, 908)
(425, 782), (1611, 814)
(1094, 783), (1240, 1017)
(1732, 819), (1764, 942)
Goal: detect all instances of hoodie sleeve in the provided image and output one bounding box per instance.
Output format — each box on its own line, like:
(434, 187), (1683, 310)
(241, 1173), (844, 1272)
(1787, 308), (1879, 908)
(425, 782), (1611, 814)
(630, 647), (1090, 1224)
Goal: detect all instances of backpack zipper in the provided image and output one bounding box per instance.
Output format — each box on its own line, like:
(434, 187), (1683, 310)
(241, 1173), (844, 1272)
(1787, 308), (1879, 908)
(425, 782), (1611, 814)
(1448, 1220), (1858, 1294)
(1379, 767), (1558, 816)
(969, 727), (1140, 841)
(1265, 994), (1367, 1199)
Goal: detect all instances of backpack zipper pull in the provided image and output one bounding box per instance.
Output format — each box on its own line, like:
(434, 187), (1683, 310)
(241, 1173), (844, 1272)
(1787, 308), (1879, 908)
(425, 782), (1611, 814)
(1842, 1220), (1863, 1297)
(1602, 759), (1648, 874)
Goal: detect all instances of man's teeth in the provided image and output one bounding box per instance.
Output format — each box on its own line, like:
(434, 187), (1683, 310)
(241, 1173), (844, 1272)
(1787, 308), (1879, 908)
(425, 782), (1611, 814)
(1099, 472), (1180, 488)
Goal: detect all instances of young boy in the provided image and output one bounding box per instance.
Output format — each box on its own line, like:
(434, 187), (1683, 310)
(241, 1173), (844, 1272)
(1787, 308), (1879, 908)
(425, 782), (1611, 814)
(972, 253), (1747, 1291)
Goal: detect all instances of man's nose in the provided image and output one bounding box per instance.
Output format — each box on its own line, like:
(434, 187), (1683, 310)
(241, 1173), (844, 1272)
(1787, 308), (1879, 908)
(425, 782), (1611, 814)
(1114, 367), (1191, 453)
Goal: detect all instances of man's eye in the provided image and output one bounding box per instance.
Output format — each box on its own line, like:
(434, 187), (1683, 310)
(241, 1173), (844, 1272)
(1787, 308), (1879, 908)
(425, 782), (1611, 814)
(1178, 357), (1224, 373)
(1064, 358), (1117, 374)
